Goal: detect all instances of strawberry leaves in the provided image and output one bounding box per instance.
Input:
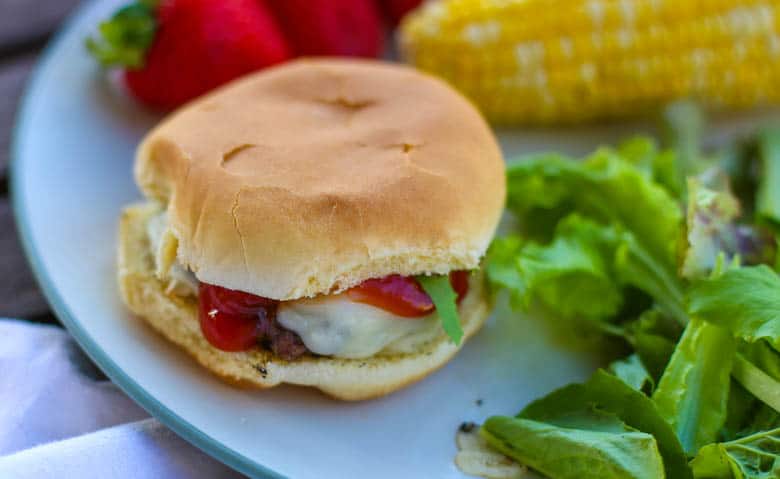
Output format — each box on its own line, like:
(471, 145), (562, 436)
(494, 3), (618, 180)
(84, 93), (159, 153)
(86, 0), (158, 69)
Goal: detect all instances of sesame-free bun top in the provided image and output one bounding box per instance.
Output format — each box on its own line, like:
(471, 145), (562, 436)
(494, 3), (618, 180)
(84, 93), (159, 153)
(135, 58), (505, 300)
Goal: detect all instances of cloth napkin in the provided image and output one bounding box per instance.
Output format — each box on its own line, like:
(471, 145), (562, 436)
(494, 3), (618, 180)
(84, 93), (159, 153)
(0, 319), (245, 478)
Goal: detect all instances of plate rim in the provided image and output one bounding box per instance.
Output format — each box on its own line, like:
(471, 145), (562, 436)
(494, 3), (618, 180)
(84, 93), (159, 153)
(9, 1), (283, 477)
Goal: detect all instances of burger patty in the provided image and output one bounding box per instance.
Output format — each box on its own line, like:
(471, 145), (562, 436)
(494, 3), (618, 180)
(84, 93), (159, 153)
(256, 308), (309, 360)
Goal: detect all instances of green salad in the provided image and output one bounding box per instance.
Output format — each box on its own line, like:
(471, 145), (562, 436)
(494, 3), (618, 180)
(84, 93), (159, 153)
(479, 103), (780, 479)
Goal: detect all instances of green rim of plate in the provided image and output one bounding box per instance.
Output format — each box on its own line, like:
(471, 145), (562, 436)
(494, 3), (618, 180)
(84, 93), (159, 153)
(9, 1), (283, 477)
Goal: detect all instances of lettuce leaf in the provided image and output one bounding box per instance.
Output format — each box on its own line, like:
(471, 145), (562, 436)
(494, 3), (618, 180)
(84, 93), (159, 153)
(681, 177), (776, 279)
(486, 213), (686, 327)
(688, 266), (780, 352)
(613, 232), (686, 325)
(682, 177), (742, 278)
(690, 428), (780, 478)
(652, 319), (735, 455)
(501, 148), (686, 329)
(616, 136), (661, 178)
(757, 130), (780, 230)
(517, 370), (692, 478)
(720, 342), (780, 441)
(627, 309), (683, 383)
(483, 236), (525, 307)
(417, 275), (463, 345)
(687, 266), (780, 415)
(741, 340), (780, 383)
(722, 381), (762, 441)
(724, 380), (780, 443)
(748, 407), (780, 437)
(608, 354), (654, 393)
(731, 354), (780, 416)
(617, 136), (680, 197)
(713, 129), (780, 234)
(660, 100), (706, 197)
(505, 149), (683, 267)
(481, 415), (665, 479)
(515, 215), (624, 320)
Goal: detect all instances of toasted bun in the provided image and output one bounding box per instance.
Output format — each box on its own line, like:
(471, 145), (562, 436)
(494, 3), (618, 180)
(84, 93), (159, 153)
(135, 58), (505, 300)
(118, 203), (491, 400)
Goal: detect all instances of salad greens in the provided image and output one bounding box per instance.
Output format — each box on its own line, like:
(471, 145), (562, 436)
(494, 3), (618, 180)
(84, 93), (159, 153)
(608, 353), (653, 393)
(757, 131), (780, 229)
(731, 354), (780, 415)
(628, 309), (681, 383)
(651, 319), (734, 455)
(477, 105), (780, 479)
(513, 370), (691, 478)
(497, 214), (626, 320)
(490, 152), (687, 330)
(688, 266), (780, 351)
(504, 148), (683, 266)
(482, 416), (665, 479)
(690, 428), (780, 479)
(660, 100), (704, 197)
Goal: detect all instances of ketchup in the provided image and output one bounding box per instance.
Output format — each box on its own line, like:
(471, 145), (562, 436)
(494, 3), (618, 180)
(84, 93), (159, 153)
(198, 271), (470, 352)
(198, 283), (278, 351)
(346, 271), (470, 317)
(449, 270), (470, 302)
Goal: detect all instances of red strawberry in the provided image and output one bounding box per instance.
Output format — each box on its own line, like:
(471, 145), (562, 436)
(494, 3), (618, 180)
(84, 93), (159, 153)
(87, 0), (291, 109)
(376, 0), (423, 26)
(265, 0), (383, 58)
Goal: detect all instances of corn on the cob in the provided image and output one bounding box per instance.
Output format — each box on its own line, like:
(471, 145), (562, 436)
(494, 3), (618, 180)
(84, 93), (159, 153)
(399, 0), (780, 124)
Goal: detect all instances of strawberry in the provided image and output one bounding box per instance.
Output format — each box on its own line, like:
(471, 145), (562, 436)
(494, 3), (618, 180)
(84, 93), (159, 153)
(87, 0), (291, 109)
(265, 0), (383, 58)
(376, 0), (423, 26)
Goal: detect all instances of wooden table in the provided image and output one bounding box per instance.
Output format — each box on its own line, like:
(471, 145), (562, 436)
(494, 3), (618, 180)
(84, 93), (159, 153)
(1, 0), (83, 323)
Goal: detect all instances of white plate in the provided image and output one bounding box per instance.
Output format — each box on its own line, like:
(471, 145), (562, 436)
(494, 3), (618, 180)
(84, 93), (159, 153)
(12, 1), (780, 477)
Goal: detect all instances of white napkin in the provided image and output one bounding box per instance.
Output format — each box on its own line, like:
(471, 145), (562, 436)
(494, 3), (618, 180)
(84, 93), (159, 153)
(0, 319), (245, 478)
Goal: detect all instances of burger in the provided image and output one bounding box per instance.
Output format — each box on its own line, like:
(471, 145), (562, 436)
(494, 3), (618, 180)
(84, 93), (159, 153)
(118, 59), (505, 400)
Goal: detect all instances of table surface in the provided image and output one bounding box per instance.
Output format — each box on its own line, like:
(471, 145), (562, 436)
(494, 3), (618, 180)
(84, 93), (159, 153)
(1, 0), (83, 323)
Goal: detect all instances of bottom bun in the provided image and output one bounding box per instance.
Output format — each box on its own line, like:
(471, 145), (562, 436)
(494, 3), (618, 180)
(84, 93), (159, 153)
(118, 203), (491, 400)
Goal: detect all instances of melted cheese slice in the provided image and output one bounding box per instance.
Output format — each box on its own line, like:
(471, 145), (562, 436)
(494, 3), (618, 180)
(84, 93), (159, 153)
(277, 295), (442, 359)
(146, 211), (198, 296)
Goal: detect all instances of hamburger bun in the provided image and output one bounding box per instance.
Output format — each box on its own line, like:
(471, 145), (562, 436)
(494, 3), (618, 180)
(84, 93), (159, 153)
(135, 58), (505, 300)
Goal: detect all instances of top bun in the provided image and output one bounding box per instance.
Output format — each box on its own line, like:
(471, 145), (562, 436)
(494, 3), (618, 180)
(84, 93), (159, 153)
(135, 59), (505, 300)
